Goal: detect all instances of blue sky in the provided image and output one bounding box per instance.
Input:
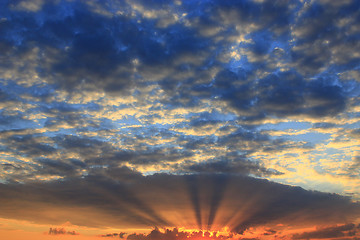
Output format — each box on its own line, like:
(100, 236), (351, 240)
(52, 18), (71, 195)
(1, 0), (360, 239)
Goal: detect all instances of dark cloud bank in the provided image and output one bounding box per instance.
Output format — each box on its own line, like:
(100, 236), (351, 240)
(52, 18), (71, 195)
(0, 169), (359, 233)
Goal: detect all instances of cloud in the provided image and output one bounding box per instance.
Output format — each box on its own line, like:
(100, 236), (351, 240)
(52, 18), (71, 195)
(1, 0), (212, 97)
(0, 0), (357, 129)
(48, 227), (79, 235)
(214, 70), (347, 121)
(291, 0), (360, 74)
(178, 158), (283, 177)
(127, 228), (233, 240)
(1, 121), (295, 182)
(127, 228), (232, 240)
(347, 156), (360, 178)
(0, 171), (359, 232)
(100, 232), (127, 238)
(293, 223), (358, 239)
(1, 1), (360, 237)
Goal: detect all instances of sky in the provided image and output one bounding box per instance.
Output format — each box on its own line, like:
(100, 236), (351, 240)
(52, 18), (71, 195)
(1, 0), (360, 239)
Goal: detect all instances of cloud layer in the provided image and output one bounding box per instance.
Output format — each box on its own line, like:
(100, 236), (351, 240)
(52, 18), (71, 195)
(0, 170), (359, 233)
(1, 0), (360, 238)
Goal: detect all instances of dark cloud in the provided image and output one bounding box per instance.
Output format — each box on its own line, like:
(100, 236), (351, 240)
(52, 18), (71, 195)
(293, 223), (357, 239)
(188, 111), (225, 128)
(312, 122), (337, 129)
(214, 70), (347, 120)
(48, 227), (79, 235)
(263, 229), (277, 236)
(101, 232), (127, 238)
(0, 121), (309, 183)
(0, 112), (25, 127)
(179, 158), (282, 177)
(0, 163), (18, 171)
(0, 0), (356, 122)
(0, 88), (16, 103)
(350, 129), (360, 139)
(35, 158), (85, 177)
(246, 30), (274, 57)
(4, 134), (56, 157)
(291, 0), (360, 74)
(209, 0), (295, 33)
(0, 127), (286, 182)
(49, 13), (135, 93)
(215, 126), (312, 155)
(0, 172), (358, 231)
(1, 0), (212, 96)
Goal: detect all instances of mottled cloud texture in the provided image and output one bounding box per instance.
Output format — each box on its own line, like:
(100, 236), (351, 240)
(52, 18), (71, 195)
(48, 227), (79, 235)
(1, 0), (360, 239)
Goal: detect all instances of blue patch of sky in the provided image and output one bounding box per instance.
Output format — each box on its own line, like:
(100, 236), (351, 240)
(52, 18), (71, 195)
(311, 147), (344, 156)
(344, 121), (360, 129)
(346, 112), (360, 121)
(114, 114), (143, 126)
(0, 80), (24, 97)
(228, 50), (253, 73)
(340, 79), (360, 97)
(187, 109), (237, 122)
(0, 115), (36, 132)
(97, 117), (115, 129)
(258, 121), (331, 144)
(27, 84), (56, 98)
(286, 132), (331, 145)
(41, 128), (83, 139)
(258, 121), (312, 131)
(112, 103), (131, 110)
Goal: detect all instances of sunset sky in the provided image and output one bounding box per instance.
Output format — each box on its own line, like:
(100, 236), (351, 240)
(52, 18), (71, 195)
(1, 0), (360, 239)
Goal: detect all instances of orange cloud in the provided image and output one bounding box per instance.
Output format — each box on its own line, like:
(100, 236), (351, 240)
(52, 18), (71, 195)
(126, 228), (233, 240)
(293, 223), (360, 239)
